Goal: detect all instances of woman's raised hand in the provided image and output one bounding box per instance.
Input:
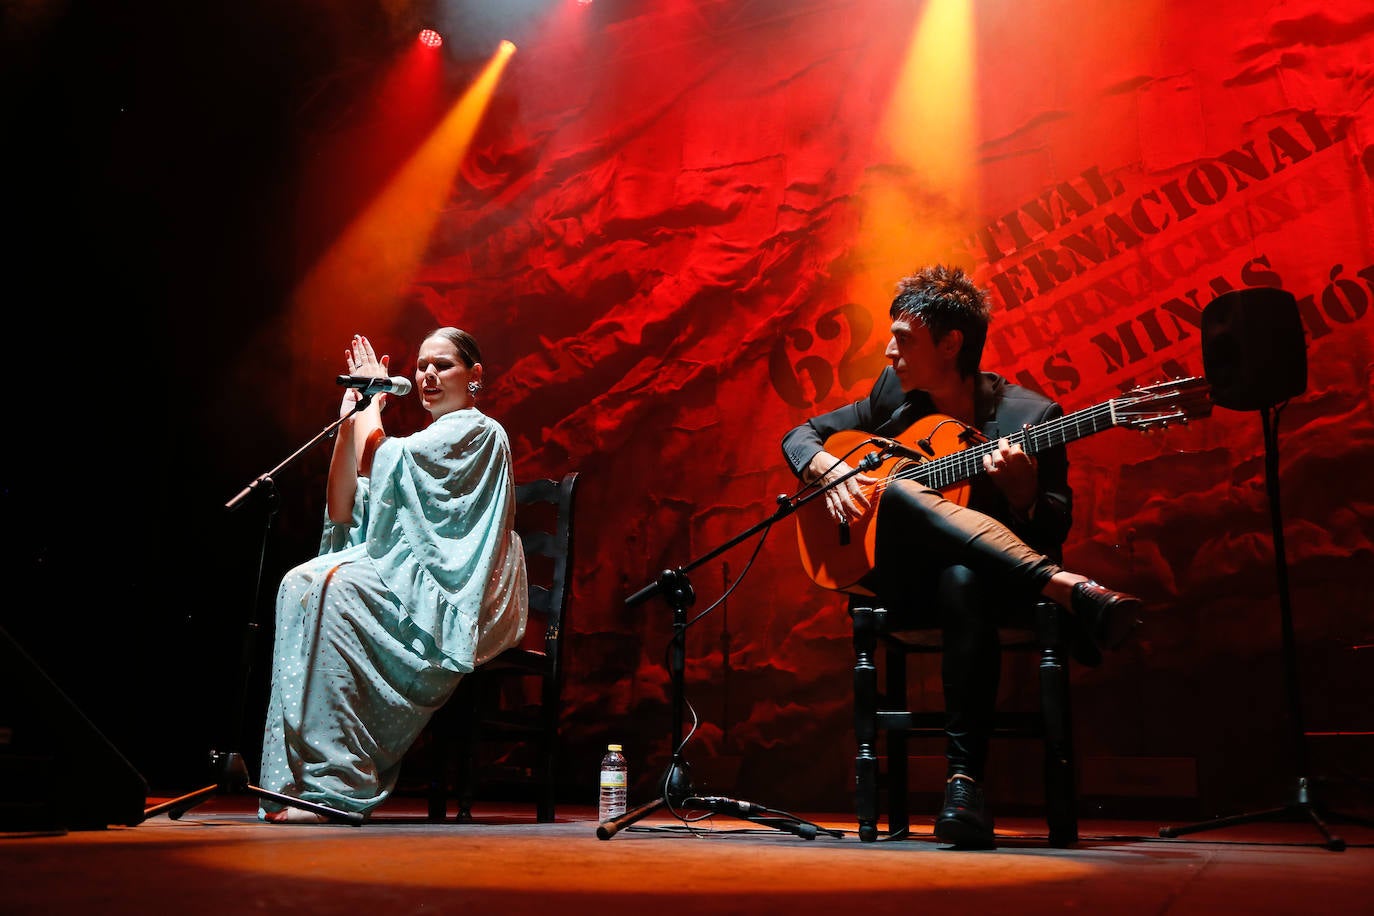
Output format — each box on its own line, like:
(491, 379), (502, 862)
(339, 334), (391, 419)
(348, 334), (388, 378)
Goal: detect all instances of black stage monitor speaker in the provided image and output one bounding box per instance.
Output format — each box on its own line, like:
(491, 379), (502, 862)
(1201, 287), (1307, 411)
(0, 626), (148, 831)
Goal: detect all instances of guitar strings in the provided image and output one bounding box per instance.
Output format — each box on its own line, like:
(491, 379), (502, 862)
(867, 398), (1126, 498)
(802, 378), (1203, 503)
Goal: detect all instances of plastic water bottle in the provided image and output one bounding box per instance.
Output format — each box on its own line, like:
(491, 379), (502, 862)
(598, 743), (628, 822)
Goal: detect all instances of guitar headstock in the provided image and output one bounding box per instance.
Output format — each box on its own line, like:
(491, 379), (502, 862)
(1114, 376), (1213, 430)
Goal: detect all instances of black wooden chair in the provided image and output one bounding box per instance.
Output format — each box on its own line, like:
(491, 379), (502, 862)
(849, 594), (1079, 847)
(424, 471), (578, 823)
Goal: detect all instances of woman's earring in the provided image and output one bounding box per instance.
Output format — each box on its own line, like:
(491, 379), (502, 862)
(468, 381), (482, 396)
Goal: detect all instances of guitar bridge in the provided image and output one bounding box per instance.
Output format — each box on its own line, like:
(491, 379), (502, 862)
(838, 520), (850, 546)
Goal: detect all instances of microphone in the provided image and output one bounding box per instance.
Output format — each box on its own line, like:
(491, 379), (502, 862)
(336, 375), (413, 396)
(868, 437), (931, 460)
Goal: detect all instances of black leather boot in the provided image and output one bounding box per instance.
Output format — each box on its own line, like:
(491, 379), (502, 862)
(934, 774), (995, 849)
(1070, 581), (1143, 651)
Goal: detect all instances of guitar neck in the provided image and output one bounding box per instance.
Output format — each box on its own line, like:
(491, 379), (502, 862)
(909, 399), (1123, 490)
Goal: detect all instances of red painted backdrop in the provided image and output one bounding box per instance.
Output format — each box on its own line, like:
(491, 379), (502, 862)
(267, 0), (1374, 815)
(27, 0), (1352, 815)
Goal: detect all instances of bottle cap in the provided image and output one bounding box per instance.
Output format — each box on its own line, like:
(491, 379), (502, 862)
(608, 743), (622, 752)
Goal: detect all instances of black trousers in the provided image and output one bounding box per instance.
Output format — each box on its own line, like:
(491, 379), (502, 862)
(868, 481), (1061, 780)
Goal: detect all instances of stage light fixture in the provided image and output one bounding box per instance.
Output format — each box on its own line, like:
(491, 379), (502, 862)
(418, 28), (443, 48)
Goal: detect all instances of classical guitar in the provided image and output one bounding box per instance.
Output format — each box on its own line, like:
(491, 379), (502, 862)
(795, 376), (1213, 593)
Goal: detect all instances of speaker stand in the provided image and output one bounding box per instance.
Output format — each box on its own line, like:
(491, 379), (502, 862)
(1159, 406), (1373, 850)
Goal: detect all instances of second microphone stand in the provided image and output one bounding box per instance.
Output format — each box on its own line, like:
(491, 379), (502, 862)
(596, 445), (892, 841)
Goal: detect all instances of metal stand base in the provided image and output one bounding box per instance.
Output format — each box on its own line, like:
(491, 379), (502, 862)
(605, 564), (847, 842)
(142, 751), (364, 826)
(1159, 777), (1373, 852)
(595, 756), (840, 840)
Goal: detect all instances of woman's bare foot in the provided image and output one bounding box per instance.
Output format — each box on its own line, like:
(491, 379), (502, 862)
(264, 807), (328, 824)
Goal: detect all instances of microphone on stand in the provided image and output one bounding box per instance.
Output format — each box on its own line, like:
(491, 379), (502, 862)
(867, 437), (932, 460)
(336, 375), (414, 396)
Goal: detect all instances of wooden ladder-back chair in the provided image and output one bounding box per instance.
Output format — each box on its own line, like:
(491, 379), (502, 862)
(425, 471), (578, 823)
(849, 594), (1079, 847)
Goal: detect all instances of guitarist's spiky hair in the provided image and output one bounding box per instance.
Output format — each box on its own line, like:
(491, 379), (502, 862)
(890, 265), (992, 379)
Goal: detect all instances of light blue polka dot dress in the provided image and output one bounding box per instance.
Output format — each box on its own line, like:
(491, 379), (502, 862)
(259, 409), (527, 818)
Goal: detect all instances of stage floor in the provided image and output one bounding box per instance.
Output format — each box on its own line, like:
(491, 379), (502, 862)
(4, 797), (1372, 914)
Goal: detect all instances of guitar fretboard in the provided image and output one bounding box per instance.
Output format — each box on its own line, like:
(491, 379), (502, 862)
(903, 399), (1122, 490)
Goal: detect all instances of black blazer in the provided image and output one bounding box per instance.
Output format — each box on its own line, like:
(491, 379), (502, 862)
(780, 367), (1072, 557)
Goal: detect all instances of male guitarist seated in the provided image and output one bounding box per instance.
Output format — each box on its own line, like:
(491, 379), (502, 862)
(781, 263), (1143, 849)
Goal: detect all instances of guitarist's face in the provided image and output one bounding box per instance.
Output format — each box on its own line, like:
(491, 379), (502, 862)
(885, 317), (961, 393)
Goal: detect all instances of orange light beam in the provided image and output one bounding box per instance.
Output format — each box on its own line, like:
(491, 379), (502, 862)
(292, 40), (517, 327)
(848, 0), (977, 313)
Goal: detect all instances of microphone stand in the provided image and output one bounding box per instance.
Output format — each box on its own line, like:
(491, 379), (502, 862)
(596, 444), (892, 841)
(141, 398), (378, 826)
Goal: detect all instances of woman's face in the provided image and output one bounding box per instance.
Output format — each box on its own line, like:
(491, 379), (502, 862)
(414, 336), (481, 417)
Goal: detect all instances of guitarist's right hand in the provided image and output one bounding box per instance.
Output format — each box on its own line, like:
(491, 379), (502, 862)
(805, 451), (876, 524)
